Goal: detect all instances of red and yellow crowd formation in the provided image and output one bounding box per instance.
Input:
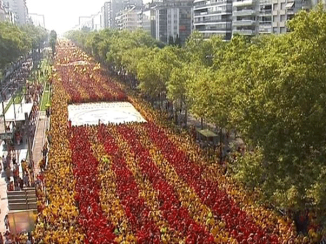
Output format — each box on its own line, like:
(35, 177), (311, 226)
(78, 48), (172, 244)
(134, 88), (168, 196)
(54, 46), (126, 104)
(33, 41), (308, 243)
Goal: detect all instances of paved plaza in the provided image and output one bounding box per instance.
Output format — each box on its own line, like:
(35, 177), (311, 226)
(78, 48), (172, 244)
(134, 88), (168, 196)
(68, 102), (147, 126)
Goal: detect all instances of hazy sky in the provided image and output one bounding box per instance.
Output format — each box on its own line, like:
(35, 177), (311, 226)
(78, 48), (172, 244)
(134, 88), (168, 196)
(26, 0), (114, 34)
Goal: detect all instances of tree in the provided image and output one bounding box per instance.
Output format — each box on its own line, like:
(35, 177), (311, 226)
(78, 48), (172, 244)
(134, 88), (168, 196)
(174, 34), (181, 47)
(137, 48), (161, 103)
(167, 58), (190, 125)
(168, 35), (174, 45)
(0, 22), (31, 69)
(49, 30), (57, 56)
(227, 6), (326, 226)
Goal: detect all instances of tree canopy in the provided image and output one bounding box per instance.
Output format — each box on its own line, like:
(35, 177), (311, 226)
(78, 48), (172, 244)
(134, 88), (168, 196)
(66, 5), (326, 230)
(0, 22), (48, 70)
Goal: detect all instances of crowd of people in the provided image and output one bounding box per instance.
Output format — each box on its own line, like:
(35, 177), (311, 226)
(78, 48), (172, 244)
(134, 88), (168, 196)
(27, 40), (323, 243)
(0, 57), (51, 243)
(55, 49), (126, 104)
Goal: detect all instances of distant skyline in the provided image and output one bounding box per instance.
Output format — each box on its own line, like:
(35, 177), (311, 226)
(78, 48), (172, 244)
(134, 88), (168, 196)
(27, 0), (150, 35)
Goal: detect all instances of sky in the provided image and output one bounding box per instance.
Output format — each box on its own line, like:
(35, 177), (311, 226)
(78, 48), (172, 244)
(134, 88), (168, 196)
(27, 0), (151, 35)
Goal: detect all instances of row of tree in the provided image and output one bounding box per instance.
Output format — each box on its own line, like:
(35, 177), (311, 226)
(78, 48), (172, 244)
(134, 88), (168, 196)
(67, 6), (326, 229)
(0, 22), (48, 72)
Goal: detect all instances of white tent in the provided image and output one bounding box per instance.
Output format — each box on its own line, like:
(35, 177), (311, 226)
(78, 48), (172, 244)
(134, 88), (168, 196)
(5, 103), (33, 122)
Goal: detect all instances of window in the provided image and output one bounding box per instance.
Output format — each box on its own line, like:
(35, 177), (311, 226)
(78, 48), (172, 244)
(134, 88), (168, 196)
(280, 15), (286, 21)
(280, 27), (286, 33)
(281, 3), (286, 9)
(273, 3), (278, 10)
(261, 16), (271, 22)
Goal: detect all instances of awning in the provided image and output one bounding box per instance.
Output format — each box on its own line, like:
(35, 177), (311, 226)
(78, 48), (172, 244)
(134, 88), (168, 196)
(5, 103), (33, 122)
(285, 2), (294, 8)
(196, 129), (218, 138)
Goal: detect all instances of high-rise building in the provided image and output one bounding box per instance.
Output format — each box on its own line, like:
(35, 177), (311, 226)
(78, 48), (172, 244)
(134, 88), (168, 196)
(116, 5), (139, 30)
(93, 12), (102, 30)
(193, 0), (233, 40)
(232, 0), (259, 36)
(79, 16), (93, 30)
(29, 13), (45, 28)
(3, 0), (28, 24)
(137, 7), (151, 33)
(0, 0), (5, 21)
(101, 2), (108, 29)
(3, 1), (15, 23)
(271, 0), (310, 33)
(258, 0), (272, 34)
(101, 0), (143, 29)
(150, 0), (193, 44)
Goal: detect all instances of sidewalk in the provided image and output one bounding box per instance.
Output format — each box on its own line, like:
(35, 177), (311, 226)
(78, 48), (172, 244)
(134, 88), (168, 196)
(32, 111), (49, 178)
(0, 109), (49, 239)
(0, 140), (29, 235)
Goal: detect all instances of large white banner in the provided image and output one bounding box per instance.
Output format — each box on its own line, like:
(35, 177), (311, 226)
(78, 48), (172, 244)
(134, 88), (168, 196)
(68, 102), (147, 126)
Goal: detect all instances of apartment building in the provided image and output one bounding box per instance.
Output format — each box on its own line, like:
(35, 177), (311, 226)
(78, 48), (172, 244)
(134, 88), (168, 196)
(3, 0), (28, 24)
(93, 12), (102, 30)
(116, 5), (139, 30)
(137, 8), (151, 33)
(29, 13), (45, 28)
(258, 0), (272, 33)
(232, 0), (259, 36)
(193, 0), (233, 40)
(79, 16), (93, 30)
(101, 1), (123, 29)
(101, 0), (143, 29)
(150, 0), (193, 44)
(272, 0), (310, 33)
(0, 0), (5, 21)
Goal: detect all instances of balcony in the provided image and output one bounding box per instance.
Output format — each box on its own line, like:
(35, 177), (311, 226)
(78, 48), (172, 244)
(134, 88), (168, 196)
(233, 0), (254, 7)
(259, 10), (272, 15)
(194, 19), (230, 25)
(259, 26), (272, 33)
(194, 10), (231, 16)
(233, 9), (256, 16)
(233, 29), (254, 35)
(194, 11), (208, 16)
(232, 20), (256, 26)
(194, 0), (231, 9)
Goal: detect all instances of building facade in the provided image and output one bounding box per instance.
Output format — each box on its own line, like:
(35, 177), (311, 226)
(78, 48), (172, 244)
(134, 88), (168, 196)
(232, 0), (259, 36)
(258, 0), (272, 34)
(79, 16), (93, 30)
(193, 0), (233, 40)
(101, 0), (142, 29)
(93, 12), (102, 30)
(101, 2), (110, 28)
(29, 13), (45, 28)
(137, 7), (151, 33)
(0, 0), (5, 21)
(116, 5), (139, 30)
(271, 0), (310, 33)
(150, 0), (193, 44)
(4, 0), (28, 24)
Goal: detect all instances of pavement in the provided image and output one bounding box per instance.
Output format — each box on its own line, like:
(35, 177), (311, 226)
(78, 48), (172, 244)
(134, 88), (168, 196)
(32, 111), (49, 178)
(0, 109), (49, 238)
